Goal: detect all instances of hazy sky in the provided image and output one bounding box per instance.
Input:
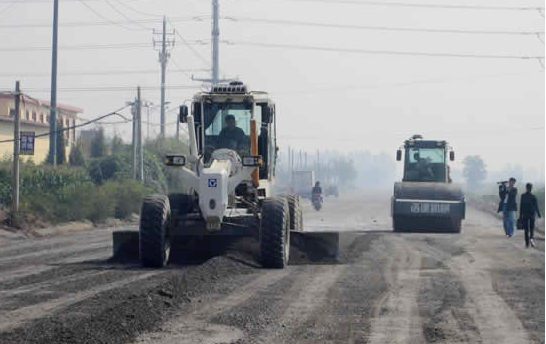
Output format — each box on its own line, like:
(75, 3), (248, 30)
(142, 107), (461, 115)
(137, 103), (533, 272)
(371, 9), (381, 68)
(0, 0), (544, 175)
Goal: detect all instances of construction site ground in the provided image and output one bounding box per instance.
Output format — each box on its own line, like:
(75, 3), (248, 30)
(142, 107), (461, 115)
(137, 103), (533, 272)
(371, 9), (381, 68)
(0, 191), (543, 344)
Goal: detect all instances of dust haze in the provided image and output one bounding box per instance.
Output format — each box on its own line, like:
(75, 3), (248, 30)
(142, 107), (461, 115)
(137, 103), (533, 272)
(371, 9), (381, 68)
(0, 0), (543, 182)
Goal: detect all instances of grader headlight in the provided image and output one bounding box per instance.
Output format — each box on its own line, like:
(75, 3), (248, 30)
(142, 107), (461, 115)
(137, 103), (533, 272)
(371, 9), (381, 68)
(242, 155), (263, 167)
(165, 155), (186, 166)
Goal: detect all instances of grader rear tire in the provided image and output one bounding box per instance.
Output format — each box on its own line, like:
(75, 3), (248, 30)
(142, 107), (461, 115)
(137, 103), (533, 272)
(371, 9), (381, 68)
(286, 195), (302, 231)
(260, 196), (290, 268)
(139, 195), (171, 268)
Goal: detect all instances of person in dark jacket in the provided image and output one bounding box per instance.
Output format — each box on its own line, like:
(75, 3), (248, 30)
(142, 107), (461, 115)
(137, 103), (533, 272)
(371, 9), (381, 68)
(519, 183), (542, 248)
(498, 177), (517, 237)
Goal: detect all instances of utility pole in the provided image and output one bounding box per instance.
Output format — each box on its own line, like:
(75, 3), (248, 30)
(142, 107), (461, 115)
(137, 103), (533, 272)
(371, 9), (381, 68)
(192, 0), (235, 86)
(137, 87), (144, 183)
(49, 0), (59, 167)
(131, 99), (137, 180)
(153, 16), (175, 139)
(11, 81), (20, 228)
(212, 0), (219, 85)
(146, 104), (151, 140)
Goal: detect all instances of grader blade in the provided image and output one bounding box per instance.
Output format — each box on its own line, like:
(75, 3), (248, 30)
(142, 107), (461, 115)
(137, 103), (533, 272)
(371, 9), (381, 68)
(290, 230), (339, 263)
(111, 230), (140, 262)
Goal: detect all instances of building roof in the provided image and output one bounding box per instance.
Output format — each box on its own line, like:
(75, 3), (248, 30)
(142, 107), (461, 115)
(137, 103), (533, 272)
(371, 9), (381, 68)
(0, 92), (83, 114)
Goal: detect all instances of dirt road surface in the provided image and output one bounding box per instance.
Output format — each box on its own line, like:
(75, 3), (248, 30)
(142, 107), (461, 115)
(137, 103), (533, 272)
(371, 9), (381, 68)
(0, 192), (543, 344)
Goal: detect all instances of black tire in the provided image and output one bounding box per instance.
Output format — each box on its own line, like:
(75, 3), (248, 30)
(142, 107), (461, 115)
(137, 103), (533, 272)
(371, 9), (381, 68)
(139, 195), (171, 268)
(392, 215), (404, 232)
(260, 196), (290, 268)
(286, 195), (302, 231)
(451, 219), (462, 233)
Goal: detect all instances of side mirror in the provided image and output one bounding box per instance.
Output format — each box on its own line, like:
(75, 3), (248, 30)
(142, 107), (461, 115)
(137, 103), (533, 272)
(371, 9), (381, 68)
(179, 105), (188, 123)
(396, 150), (402, 161)
(450, 151), (455, 161)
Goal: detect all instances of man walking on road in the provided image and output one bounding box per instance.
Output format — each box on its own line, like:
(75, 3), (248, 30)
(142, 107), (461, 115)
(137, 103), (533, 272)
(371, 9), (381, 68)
(498, 177), (518, 237)
(519, 183), (542, 248)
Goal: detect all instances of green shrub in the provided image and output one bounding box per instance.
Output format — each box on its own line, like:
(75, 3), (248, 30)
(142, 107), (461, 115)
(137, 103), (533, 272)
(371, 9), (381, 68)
(105, 180), (152, 219)
(0, 163), (89, 206)
(88, 154), (130, 185)
(20, 179), (152, 224)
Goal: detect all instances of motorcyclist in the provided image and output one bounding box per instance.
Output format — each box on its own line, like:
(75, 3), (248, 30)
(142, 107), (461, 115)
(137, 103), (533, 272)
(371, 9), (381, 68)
(312, 181), (323, 202)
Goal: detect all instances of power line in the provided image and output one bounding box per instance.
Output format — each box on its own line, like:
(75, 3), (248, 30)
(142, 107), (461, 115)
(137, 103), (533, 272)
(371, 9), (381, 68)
(0, 0), (21, 19)
(239, 0), (544, 11)
(0, 0), (184, 2)
(77, 0), (146, 31)
(227, 17), (544, 36)
(270, 71), (544, 96)
(102, 0), (152, 30)
(21, 85), (203, 93)
(5, 0), (540, 10)
(114, 0), (164, 17)
(0, 68), (210, 77)
(0, 105), (132, 144)
(0, 41), (203, 51)
(278, 127), (545, 142)
(223, 40), (545, 60)
(167, 17), (211, 67)
(0, 16), (205, 28)
(170, 58), (195, 80)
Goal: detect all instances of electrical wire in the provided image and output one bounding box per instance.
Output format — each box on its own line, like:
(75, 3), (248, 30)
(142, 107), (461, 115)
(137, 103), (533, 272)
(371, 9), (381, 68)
(0, 0), (20, 19)
(270, 71), (543, 95)
(278, 127), (545, 142)
(0, 17), (203, 28)
(102, 0), (152, 30)
(0, 42), (202, 51)
(166, 17), (211, 67)
(223, 40), (545, 60)
(237, 0), (544, 11)
(170, 58), (196, 80)
(227, 17), (544, 36)
(21, 85), (203, 93)
(77, 0), (147, 32)
(1, 0), (541, 10)
(0, 105), (132, 144)
(114, 0), (165, 18)
(0, 68), (210, 77)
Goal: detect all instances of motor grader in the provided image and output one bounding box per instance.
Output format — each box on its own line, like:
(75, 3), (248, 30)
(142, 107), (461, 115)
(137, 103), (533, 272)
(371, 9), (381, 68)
(391, 134), (466, 233)
(113, 81), (338, 268)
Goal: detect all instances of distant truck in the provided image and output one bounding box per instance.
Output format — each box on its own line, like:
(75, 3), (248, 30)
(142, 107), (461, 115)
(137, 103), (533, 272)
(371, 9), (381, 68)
(291, 170), (315, 199)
